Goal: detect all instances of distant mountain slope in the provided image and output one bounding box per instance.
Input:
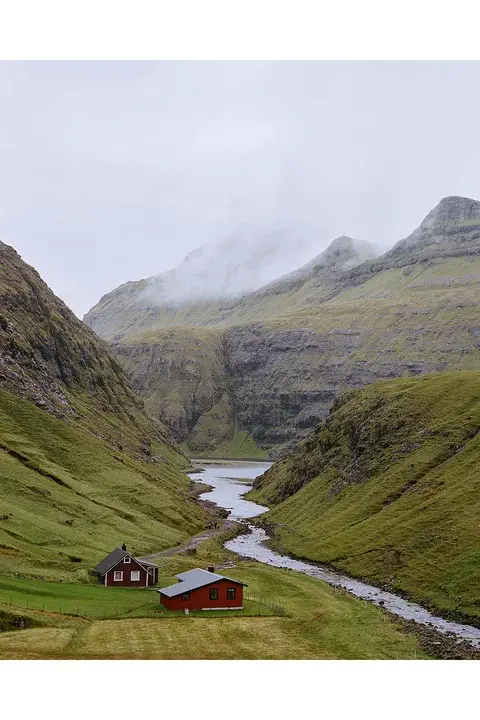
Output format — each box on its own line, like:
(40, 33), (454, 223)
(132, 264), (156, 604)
(250, 372), (480, 623)
(84, 226), (353, 341)
(84, 196), (480, 457)
(0, 242), (206, 577)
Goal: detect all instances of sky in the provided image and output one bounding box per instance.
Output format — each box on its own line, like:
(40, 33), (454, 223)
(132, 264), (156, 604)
(1, 61), (480, 317)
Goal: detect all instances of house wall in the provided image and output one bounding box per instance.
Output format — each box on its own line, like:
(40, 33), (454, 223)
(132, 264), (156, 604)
(160, 579), (244, 610)
(105, 557), (151, 587)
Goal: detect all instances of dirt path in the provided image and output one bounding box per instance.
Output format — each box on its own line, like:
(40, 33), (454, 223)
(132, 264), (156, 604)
(138, 519), (236, 563)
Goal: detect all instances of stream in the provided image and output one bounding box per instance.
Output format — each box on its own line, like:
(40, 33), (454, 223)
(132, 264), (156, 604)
(189, 460), (480, 649)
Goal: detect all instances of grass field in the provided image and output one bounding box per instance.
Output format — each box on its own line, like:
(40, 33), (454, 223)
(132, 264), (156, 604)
(0, 558), (431, 659)
(0, 572), (278, 619)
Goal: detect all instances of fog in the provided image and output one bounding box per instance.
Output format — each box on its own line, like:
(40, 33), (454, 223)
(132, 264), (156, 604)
(1, 61), (480, 316)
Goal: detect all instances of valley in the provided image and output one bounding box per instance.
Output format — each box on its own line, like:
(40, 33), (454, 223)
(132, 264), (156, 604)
(85, 196), (480, 458)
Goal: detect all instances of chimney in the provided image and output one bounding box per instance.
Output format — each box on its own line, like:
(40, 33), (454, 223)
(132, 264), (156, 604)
(207, 566), (215, 573)
(122, 543), (127, 551)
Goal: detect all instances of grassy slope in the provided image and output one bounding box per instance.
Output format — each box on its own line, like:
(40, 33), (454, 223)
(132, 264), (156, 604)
(250, 372), (480, 622)
(0, 241), (210, 578)
(183, 429), (270, 460)
(0, 537), (430, 659)
(0, 388), (206, 579)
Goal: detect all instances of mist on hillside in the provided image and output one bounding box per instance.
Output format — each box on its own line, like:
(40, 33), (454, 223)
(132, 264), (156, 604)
(138, 225), (381, 306)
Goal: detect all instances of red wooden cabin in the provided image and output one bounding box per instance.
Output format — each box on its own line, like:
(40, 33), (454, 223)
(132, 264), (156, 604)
(94, 545), (159, 587)
(158, 567), (247, 611)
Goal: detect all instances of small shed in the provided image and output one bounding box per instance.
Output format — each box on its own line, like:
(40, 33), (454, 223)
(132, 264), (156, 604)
(94, 544), (159, 587)
(157, 566), (247, 611)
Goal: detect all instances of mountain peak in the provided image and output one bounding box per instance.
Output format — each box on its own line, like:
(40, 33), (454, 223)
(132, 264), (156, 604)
(389, 195), (480, 256)
(422, 196), (480, 228)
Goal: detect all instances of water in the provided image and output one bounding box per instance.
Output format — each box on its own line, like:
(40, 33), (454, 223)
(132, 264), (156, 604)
(190, 460), (480, 649)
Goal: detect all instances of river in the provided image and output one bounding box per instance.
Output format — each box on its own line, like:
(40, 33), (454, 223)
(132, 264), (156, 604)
(189, 459), (480, 649)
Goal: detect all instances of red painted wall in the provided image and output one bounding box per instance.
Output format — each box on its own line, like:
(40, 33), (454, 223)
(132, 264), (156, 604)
(160, 579), (244, 610)
(105, 557), (156, 587)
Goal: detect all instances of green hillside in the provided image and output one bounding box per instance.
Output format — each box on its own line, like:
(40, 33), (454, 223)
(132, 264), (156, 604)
(250, 372), (480, 623)
(0, 241), (208, 578)
(0, 387), (206, 580)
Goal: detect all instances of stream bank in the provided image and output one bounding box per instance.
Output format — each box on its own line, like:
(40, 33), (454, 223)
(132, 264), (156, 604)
(188, 460), (480, 654)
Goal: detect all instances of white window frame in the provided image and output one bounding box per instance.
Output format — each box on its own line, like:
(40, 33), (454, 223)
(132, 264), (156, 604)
(113, 570), (123, 582)
(124, 556), (131, 564)
(130, 570), (140, 582)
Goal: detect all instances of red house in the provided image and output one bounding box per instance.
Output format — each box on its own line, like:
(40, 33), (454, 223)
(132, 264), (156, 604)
(157, 567), (247, 611)
(94, 545), (159, 587)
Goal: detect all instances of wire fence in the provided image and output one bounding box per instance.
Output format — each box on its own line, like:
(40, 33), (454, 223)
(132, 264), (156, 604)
(4, 593), (287, 619)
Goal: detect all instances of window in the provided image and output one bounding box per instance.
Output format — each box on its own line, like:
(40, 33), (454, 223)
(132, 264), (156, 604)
(209, 588), (218, 600)
(130, 570), (140, 582)
(227, 588), (236, 600)
(182, 592), (190, 600)
(113, 571), (123, 582)
(124, 556), (131, 563)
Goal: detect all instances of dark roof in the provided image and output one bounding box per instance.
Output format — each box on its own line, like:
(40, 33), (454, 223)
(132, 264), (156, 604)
(157, 568), (247, 597)
(94, 548), (158, 575)
(94, 548), (128, 575)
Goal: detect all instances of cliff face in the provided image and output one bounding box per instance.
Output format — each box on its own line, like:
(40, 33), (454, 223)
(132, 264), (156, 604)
(111, 327), (230, 444)
(85, 196), (480, 457)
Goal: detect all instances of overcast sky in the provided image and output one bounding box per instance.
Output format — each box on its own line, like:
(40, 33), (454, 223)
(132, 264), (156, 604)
(1, 61), (480, 317)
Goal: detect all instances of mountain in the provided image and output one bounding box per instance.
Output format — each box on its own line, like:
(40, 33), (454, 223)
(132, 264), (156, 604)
(249, 372), (480, 624)
(84, 225), (349, 341)
(84, 196), (480, 457)
(0, 241), (206, 579)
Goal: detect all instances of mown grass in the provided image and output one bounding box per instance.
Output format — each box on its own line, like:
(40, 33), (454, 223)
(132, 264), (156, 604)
(251, 372), (480, 622)
(0, 561), (430, 659)
(0, 574), (276, 620)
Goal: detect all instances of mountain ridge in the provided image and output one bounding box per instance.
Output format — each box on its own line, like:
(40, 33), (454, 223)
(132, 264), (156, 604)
(84, 195), (480, 457)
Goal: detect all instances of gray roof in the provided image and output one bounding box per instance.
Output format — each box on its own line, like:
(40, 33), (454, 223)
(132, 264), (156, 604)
(157, 568), (247, 597)
(94, 547), (128, 575)
(94, 548), (158, 575)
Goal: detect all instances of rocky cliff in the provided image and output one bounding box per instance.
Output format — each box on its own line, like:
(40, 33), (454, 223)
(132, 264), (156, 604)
(84, 196), (480, 457)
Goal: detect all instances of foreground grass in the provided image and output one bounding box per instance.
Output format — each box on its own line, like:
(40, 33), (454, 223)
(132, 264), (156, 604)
(0, 559), (430, 659)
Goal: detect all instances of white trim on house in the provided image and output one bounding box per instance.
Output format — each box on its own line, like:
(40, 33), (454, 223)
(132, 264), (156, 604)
(114, 570), (123, 582)
(130, 570), (140, 582)
(124, 556), (131, 563)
